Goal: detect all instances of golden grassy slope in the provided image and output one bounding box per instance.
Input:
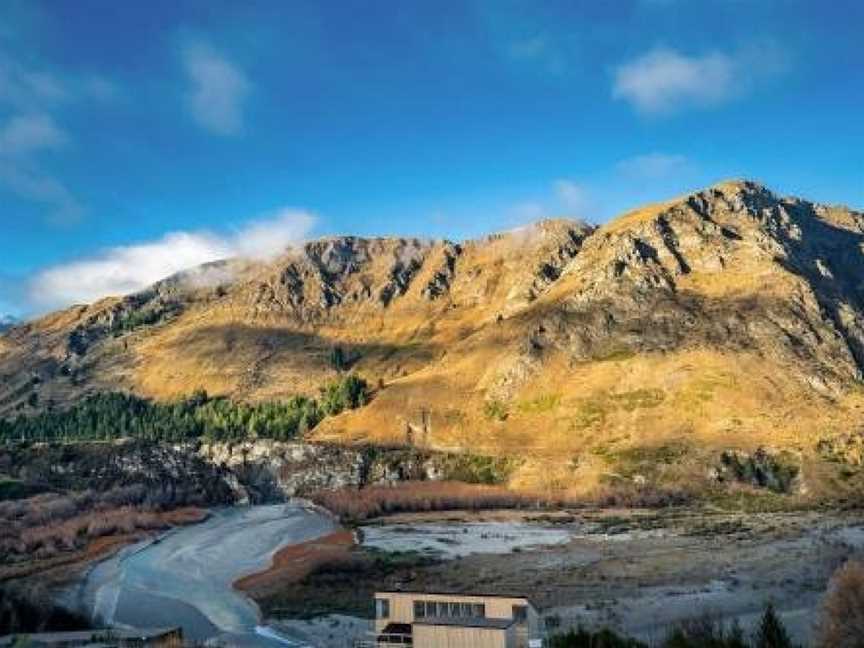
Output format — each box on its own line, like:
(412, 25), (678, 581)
(3, 181), (864, 497)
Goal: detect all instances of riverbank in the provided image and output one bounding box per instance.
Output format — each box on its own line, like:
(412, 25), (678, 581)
(234, 530), (355, 599)
(244, 506), (864, 645)
(69, 503), (335, 645)
(0, 507), (208, 585)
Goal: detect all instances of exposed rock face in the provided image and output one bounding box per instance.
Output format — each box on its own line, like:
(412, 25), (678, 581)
(199, 441), (369, 502)
(0, 441), (238, 506)
(3, 181), (864, 495)
(0, 440), (488, 505)
(519, 181), (864, 394)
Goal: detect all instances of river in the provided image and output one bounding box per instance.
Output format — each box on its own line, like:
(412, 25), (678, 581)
(68, 503), (336, 647)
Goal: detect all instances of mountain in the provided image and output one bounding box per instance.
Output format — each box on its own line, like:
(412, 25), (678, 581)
(0, 316), (16, 333)
(3, 180), (864, 497)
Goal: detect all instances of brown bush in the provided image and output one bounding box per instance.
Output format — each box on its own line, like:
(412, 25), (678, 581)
(817, 559), (864, 647)
(1, 493), (177, 565)
(311, 480), (588, 522)
(311, 480), (691, 523)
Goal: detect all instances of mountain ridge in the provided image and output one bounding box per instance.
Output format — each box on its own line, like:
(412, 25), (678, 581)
(4, 180), (864, 496)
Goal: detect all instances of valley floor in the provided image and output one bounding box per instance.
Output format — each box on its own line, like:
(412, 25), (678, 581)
(254, 507), (864, 646)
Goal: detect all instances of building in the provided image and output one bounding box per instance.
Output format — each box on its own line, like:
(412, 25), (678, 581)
(368, 591), (542, 648)
(0, 627), (183, 648)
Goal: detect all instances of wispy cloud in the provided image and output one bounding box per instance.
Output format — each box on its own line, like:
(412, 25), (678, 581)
(28, 208), (317, 310)
(502, 179), (594, 229)
(0, 113), (82, 224)
(613, 44), (787, 115)
(613, 48), (735, 114)
(0, 162), (83, 225)
(507, 34), (566, 75)
(0, 113), (67, 155)
(182, 41), (250, 136)
(616, 152), (690, 180)
(0, 49), (116, 224)
(0, 53), (66, 110)
(554, 179), (591, 214)
(507, 201), (547, 224)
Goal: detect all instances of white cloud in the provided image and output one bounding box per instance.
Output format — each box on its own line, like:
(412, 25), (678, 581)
(182, 42), (250, 136)
(554, 180), (591, 214)
(613, 48), (735, 114)
(28, 208), (317, 310)
(616, 153), (690, 180)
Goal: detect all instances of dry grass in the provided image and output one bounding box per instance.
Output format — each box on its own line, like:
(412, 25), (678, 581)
(5, 185), (864, 502)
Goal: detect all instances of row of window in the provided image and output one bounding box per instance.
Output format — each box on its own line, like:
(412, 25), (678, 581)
(414, 600), (486, 619)
(374, 598), (529, 624)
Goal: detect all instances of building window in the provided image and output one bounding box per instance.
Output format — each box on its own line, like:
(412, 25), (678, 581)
(414, 601), (426, 618)
(414, 599), (487, 619)
(513, 605), (528, 623)
(376, 598), (390, 619)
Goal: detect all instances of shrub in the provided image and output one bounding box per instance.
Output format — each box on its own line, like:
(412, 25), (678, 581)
(483, 399), (508, 421)
(0, 583), (90, 634)
(664, 612), (748, 647)
(753, 603), (795, 648)
(548, 626), (646, 648)
(311, 481), (576, 523)
(718, 449), (799, 494)
(817, 560), (864, 647)
(319, 374), (369, 415)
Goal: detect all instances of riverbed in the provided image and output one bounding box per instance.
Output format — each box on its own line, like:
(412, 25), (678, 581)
(67, 503), (335, 647)
(61, 504), (864, 646)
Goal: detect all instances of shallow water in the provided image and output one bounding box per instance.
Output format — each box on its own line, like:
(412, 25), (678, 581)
(72, 503), (335, 646)
(361, 521), (575, 557)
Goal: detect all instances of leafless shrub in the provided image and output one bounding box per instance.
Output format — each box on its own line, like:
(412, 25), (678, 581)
(312, 480), (576, 522)
(0, 492), (173, 564)
(311, 480), (691, 523)
(817, 559), (864, 647)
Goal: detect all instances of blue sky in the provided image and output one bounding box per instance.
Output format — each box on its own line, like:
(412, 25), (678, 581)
(1, 0), (862, 315)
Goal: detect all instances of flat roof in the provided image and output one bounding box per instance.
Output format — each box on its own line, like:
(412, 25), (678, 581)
(414, 617), (515, 630)
(376, 590), (536, 607)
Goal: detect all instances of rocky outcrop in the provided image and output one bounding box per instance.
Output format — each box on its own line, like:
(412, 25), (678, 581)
(511, 181), (864, 395)
(0, 439), (504, 507)
(199, 441), (368, 503)
(3, 181), (864, 499)
(421, 243), (462, 300)
(0, 441), (238, 507)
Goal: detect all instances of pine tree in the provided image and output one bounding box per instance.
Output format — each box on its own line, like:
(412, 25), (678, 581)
(753, 603), (794, 648)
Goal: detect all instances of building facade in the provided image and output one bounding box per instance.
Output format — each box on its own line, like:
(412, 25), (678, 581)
(370, 591), (541, 648)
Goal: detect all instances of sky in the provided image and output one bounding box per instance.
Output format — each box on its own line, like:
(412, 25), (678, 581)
(0, 0), (862, 316)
